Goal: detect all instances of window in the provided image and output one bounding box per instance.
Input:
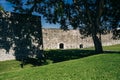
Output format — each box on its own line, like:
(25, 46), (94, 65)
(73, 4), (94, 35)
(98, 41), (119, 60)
(79, 44), (83, 48)
(59, 43), (64, 49)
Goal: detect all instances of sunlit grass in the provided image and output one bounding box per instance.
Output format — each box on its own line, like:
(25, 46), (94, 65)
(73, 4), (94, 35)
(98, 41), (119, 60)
(103, 44), (120, 51)
(83, 44), (120, 51)
(0, 54), (120, 80)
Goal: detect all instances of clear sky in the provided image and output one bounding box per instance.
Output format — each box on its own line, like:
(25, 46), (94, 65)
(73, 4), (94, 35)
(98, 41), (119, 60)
(0, 0), (60, 29)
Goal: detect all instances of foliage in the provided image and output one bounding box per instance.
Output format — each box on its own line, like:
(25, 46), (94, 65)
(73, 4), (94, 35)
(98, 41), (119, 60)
(109, 0), (120, 29)
(5, 0), (120, 53)
(14, 0), (120, 36)
(0, 11), (45, 62)
(0, 6), (4, 11)
(107, 0), (120, 39)
(6, 0), (118, 30)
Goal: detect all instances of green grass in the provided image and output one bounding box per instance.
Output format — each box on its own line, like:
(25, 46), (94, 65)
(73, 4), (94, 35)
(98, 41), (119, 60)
(83, 44), (120, 51)
(0, 44), (120, 80)
(0, 60), (33, 74)
(0, 54), (120, 80)
(103, 44), (120, 51)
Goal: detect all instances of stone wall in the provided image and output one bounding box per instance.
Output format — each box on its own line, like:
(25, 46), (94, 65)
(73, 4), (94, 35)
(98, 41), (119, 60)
(42, 29), (93, 49)
(0, 28), (120, 61)
(0, 49), (15, 61)
(0, 11), (43, 61)
(42, 28), (120, 49)
(101, 33), (120, 46)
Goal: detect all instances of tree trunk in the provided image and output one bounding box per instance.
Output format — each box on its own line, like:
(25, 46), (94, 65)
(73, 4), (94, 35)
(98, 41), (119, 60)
(91, 0), (104, 53)
(92, 34), (103, 53)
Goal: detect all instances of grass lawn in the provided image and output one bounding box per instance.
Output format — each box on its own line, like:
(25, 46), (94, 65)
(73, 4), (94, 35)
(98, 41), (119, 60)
(103, 44), (120, 51)
(83, 44), (120, 51)
(0, 44), (120, 80)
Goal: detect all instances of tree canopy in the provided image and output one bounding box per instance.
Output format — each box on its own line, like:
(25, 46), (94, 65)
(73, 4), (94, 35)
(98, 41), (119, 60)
(0, 6), (4, 11)
(5, 0), (120, 53)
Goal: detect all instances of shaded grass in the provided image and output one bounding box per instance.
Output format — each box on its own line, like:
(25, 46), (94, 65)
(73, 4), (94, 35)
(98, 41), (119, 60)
(0, 60), (33, 74)
(44, 49), (96, 63)
(44, 44), (120, 63)
(0, 60), (21, 73)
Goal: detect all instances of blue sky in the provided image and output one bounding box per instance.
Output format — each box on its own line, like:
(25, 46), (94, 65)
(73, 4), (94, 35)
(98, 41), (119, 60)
(0, 0), (14, 11)
(0, 0), (60, 28)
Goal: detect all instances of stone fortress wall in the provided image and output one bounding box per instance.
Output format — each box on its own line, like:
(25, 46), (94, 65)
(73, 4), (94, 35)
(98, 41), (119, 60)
(42, 29), (93, 49)
(0, 28), (120, 61)
(42, 28), (120, 49)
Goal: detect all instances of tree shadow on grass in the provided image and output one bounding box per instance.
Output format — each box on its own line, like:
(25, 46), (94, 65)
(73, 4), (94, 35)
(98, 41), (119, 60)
(44, 49), (96, 63)
(44, 49), (120, 63)
(17, 49), (96, 67)
(103, 50), (120, 54)
(18, 50), (120, 67)
(19, 57), (46, 67)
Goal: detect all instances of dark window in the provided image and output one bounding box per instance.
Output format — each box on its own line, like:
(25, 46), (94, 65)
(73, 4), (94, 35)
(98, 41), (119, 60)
(59, 43), (64, 49)
(79, 44), (83, 48)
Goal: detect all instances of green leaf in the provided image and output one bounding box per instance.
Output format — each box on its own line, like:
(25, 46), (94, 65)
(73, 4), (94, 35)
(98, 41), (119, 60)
(0, 6), (4, 11)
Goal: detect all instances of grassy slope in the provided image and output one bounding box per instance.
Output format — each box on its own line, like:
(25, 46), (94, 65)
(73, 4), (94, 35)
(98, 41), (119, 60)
(0, 60), (33, 74)
(103, 44), (120, 51)
(0, 54), (120, 80)
(83, 44), (120, 51)
(0, 44), (120, 80)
